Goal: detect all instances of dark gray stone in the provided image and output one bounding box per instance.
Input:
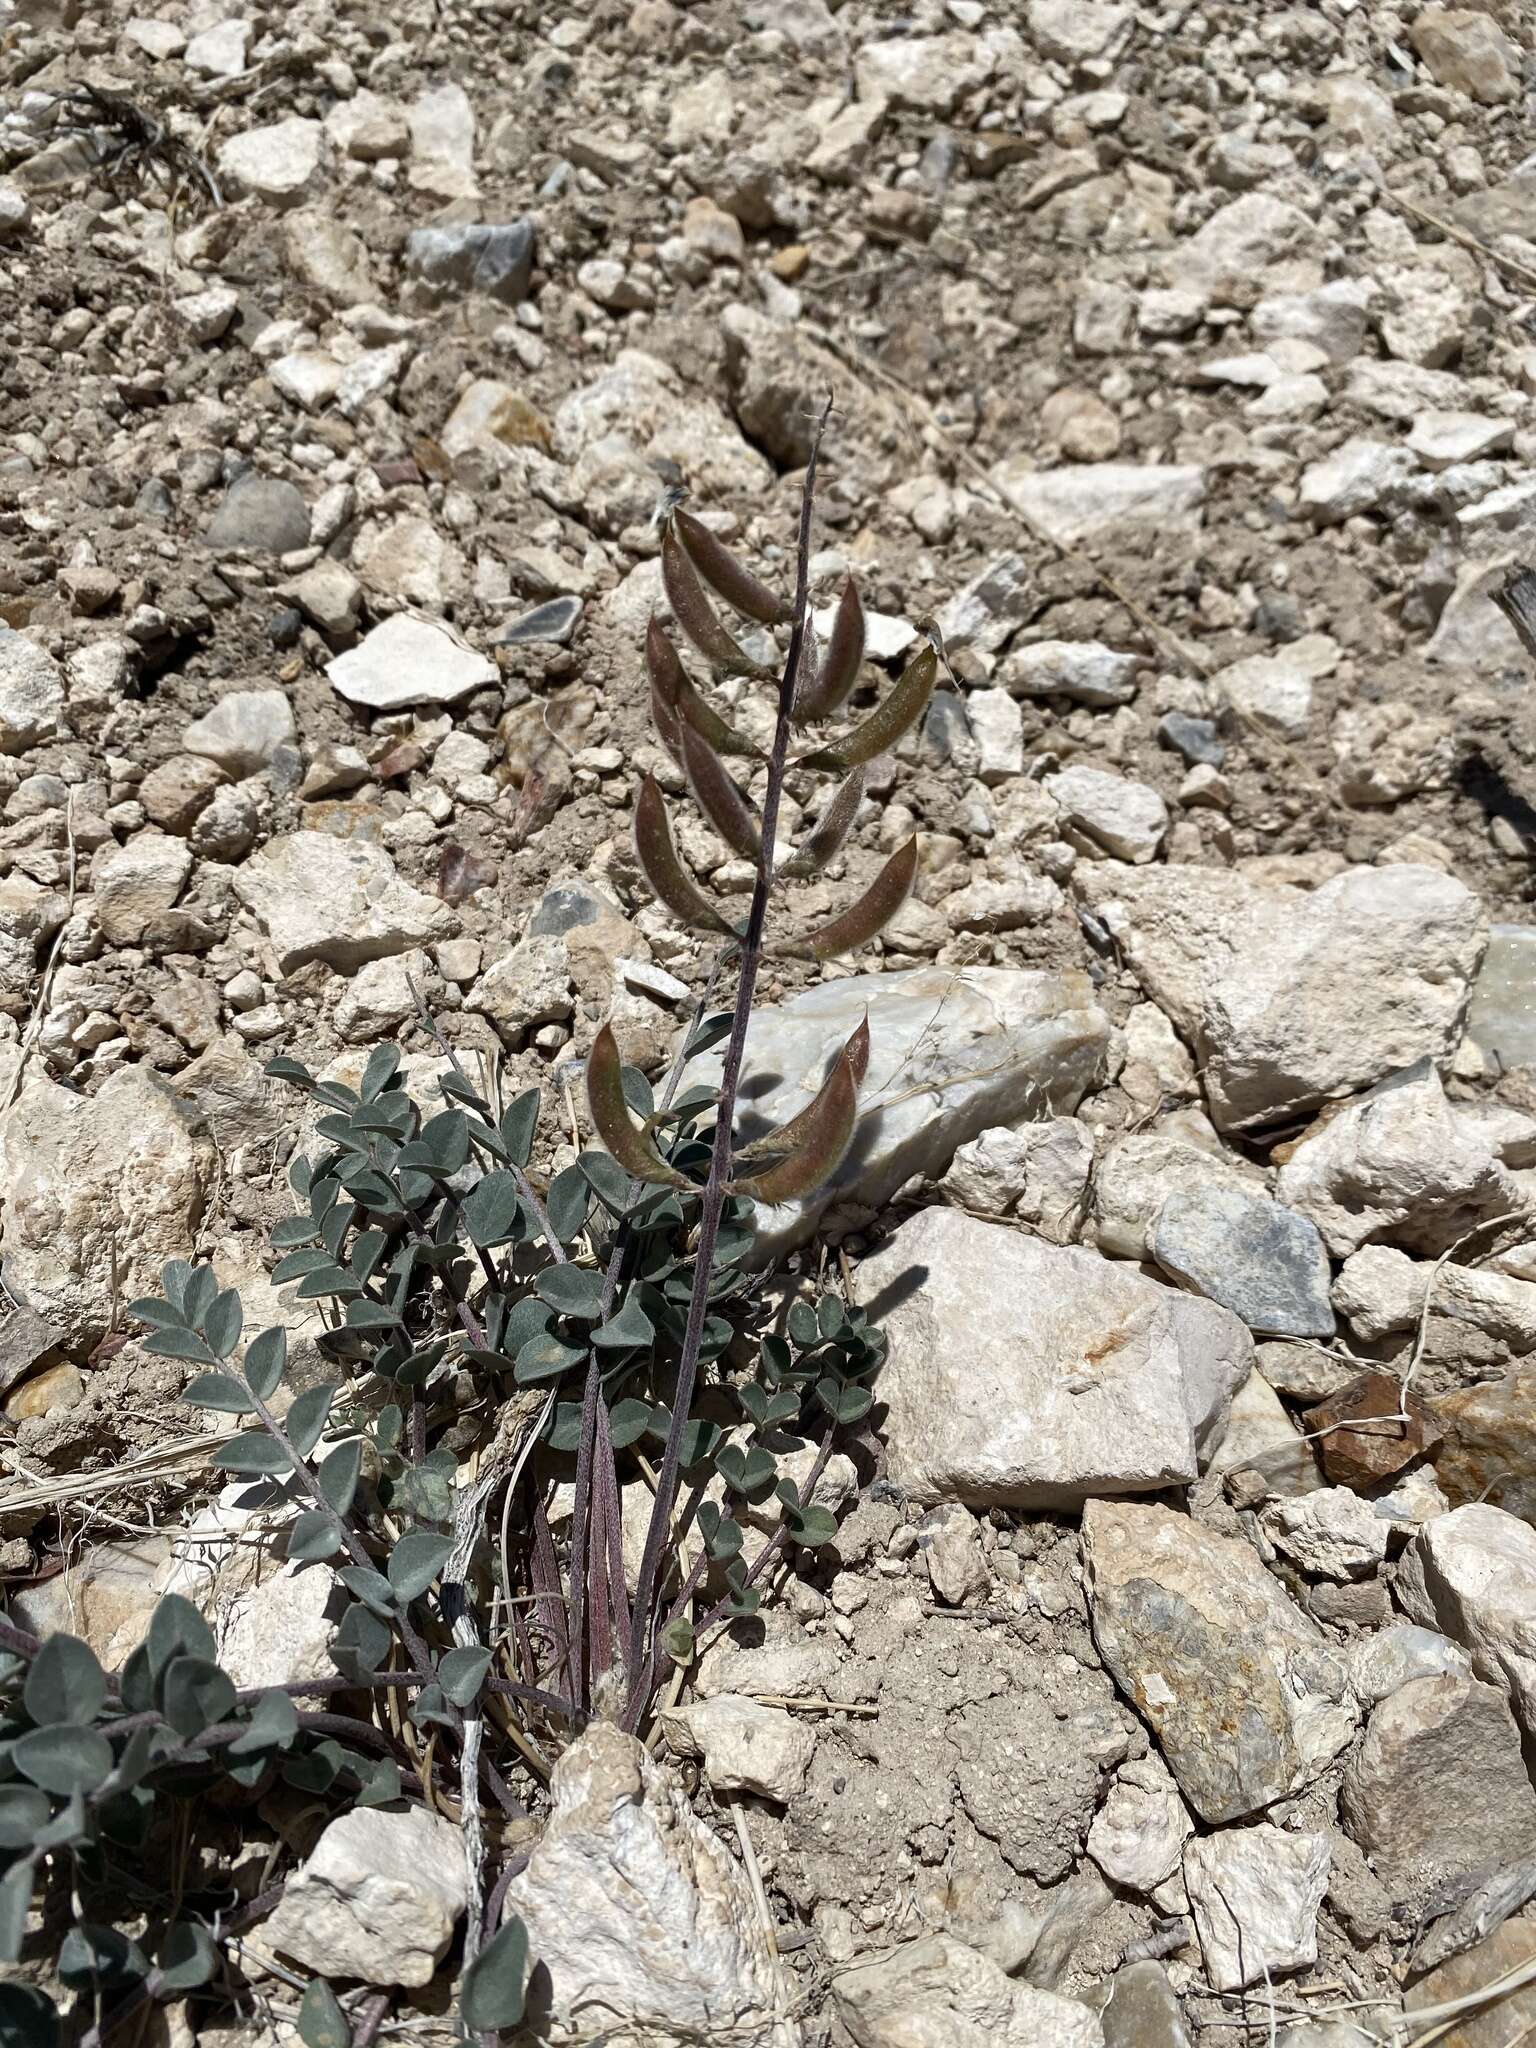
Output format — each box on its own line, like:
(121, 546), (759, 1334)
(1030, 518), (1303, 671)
(528, 881), (607, 939)
(498, 596), (582, 647)
(1151, 1183), (1335, 1338)
(0, 1309), (67, 1395)
(204, 474), (311, 555)
(135, 477), (175, 523)
(405, 219), (536, 305)
(1097, 1963), (1192, 2048)
(1157, 711), (1225, 767)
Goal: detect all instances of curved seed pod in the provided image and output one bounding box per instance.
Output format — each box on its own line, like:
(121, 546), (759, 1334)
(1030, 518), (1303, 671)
(680, 723), (761, 862)
(783, 836), (918, 961)
(587, 1024), (690, 1190)
(731, 1048), (857, 1205)
(798, 577), (865, 721)
(646, 617), (687, 757)
(661, 526), (763, 676)
(734, 1019), (869, 1166)
(791, 628), (822, 725)
(798, 643), (937, 772)
(647, 615), (761, 762)
(672, 507), (789, 626)
(634, 775), (738, 937)
(783, 764), (865, 879)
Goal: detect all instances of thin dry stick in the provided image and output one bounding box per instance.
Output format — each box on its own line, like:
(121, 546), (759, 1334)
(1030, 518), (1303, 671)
(729, 1795), (779, 1960)
(1387, 188), (1536, 298)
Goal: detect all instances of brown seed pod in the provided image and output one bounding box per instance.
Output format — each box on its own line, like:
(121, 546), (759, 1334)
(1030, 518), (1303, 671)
(647, 615), (761, 761)
(797, 577), (865, 722)
(782, 835), (919, 961)
(680, 723), (761, 862)
(730, 1045), (858, 1205)
(634, 774), (738, 937)
(734, 1018), (870, 1168)
(782, 765), (865, 879)
(661, 525), (763, 676)
(672, 506), (789, 627)
(586, 1023), (690, 1190)
(797, 643), (937, 771)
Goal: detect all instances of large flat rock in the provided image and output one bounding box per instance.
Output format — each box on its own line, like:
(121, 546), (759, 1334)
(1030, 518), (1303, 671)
(858, 1208), (1251, 1509)
(684, 966), (1109, 1258)
(1075, 861), (1486, 1132)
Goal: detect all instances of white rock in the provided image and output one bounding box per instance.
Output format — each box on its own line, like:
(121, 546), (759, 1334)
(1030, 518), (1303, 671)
(216, 118), (323, 207)
(1092, 1130), (1259, 1262)
(857, 1207), (1251, 1509)
(184, 689), (296, 776)
(854, 34), (1000, 113)
(1407, 409), (1515, 471)
(0, 1068), (215, 1342)
(1333, 700), (1456, 806)
(1046, 764), (1166, 863)
(1349, 1625), (1474, 1705)
(942, 1116), (1093, 1241)
(1299, 438), (1420, 522)
(1332, 1242), (1536, 1349)
(1004, 639), (1141, 707)
(993, 461), (1205, 548)
(1276, 1058), (1516, 1258)
(1086, 1754), (1192, 1896)
(1397, 1504), (1536, 1737)
(920, 1502), (989, 1604)
(94, 835), (193, 947)
(269, 351), (344, 412)
(326, 612), (496, 712)
(506, 1723), (795, 2047)
(1169, 194), (1319, 307)
(832, 1934), (1104, 2048)
(123, 18), (187, 58)
(0, 627), (65, 754)
(1215, 635), (1337, 739)
(407, 83), (478, 199)
(811, 604), (914, 663)
(261, 1806), (467, 1987)
(326, 89), (409, 161)
(1252, 280), (1373, 364)
(681, 966), (1108, 1258)
(171, 286), (239, 342)
(1075, 861), (1486, 1133)
(1203, 1366), (1322, 1499)
(1185, 1827), (1330, 1992)
(966, 688), (1023, 783)
(660, 1697), (816, 1804)
(183, 18), (250, 76)
(234, 832), (453, 975)
(1262, 1489), (1390, 1580)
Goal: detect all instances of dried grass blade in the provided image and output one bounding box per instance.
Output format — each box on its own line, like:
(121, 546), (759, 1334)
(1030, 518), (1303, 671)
(672, 506), (789, 625)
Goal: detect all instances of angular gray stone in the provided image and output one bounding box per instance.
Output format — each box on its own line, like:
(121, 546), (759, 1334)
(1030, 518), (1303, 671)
(1081, 1498), (1357, 1823)
(832, 1935), (1104, 2048)
(1075, 861), (1486, 1132)
(1097, 1963), (1191, 2048)
(991, 460), (1205, 548)
(681, 966), (1109, 1258)
(1004, 639), (1141, 707)
(326, 613), (497, 712)
(1341, 1676), (1536, 1906)
(404, 219), (536, 303)
(498, 596), (582, 647)
(204, 473), (311, 554)
(1151, 1184), (1335, 1338)
(1349, 1625), (1474, 1705)
(1397, 1504), (1536, 1738)
(858, 1207), (1252, 1509)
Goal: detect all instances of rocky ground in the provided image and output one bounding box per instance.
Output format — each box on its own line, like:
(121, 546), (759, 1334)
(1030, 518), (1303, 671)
(7, 0), (1536, 2040)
